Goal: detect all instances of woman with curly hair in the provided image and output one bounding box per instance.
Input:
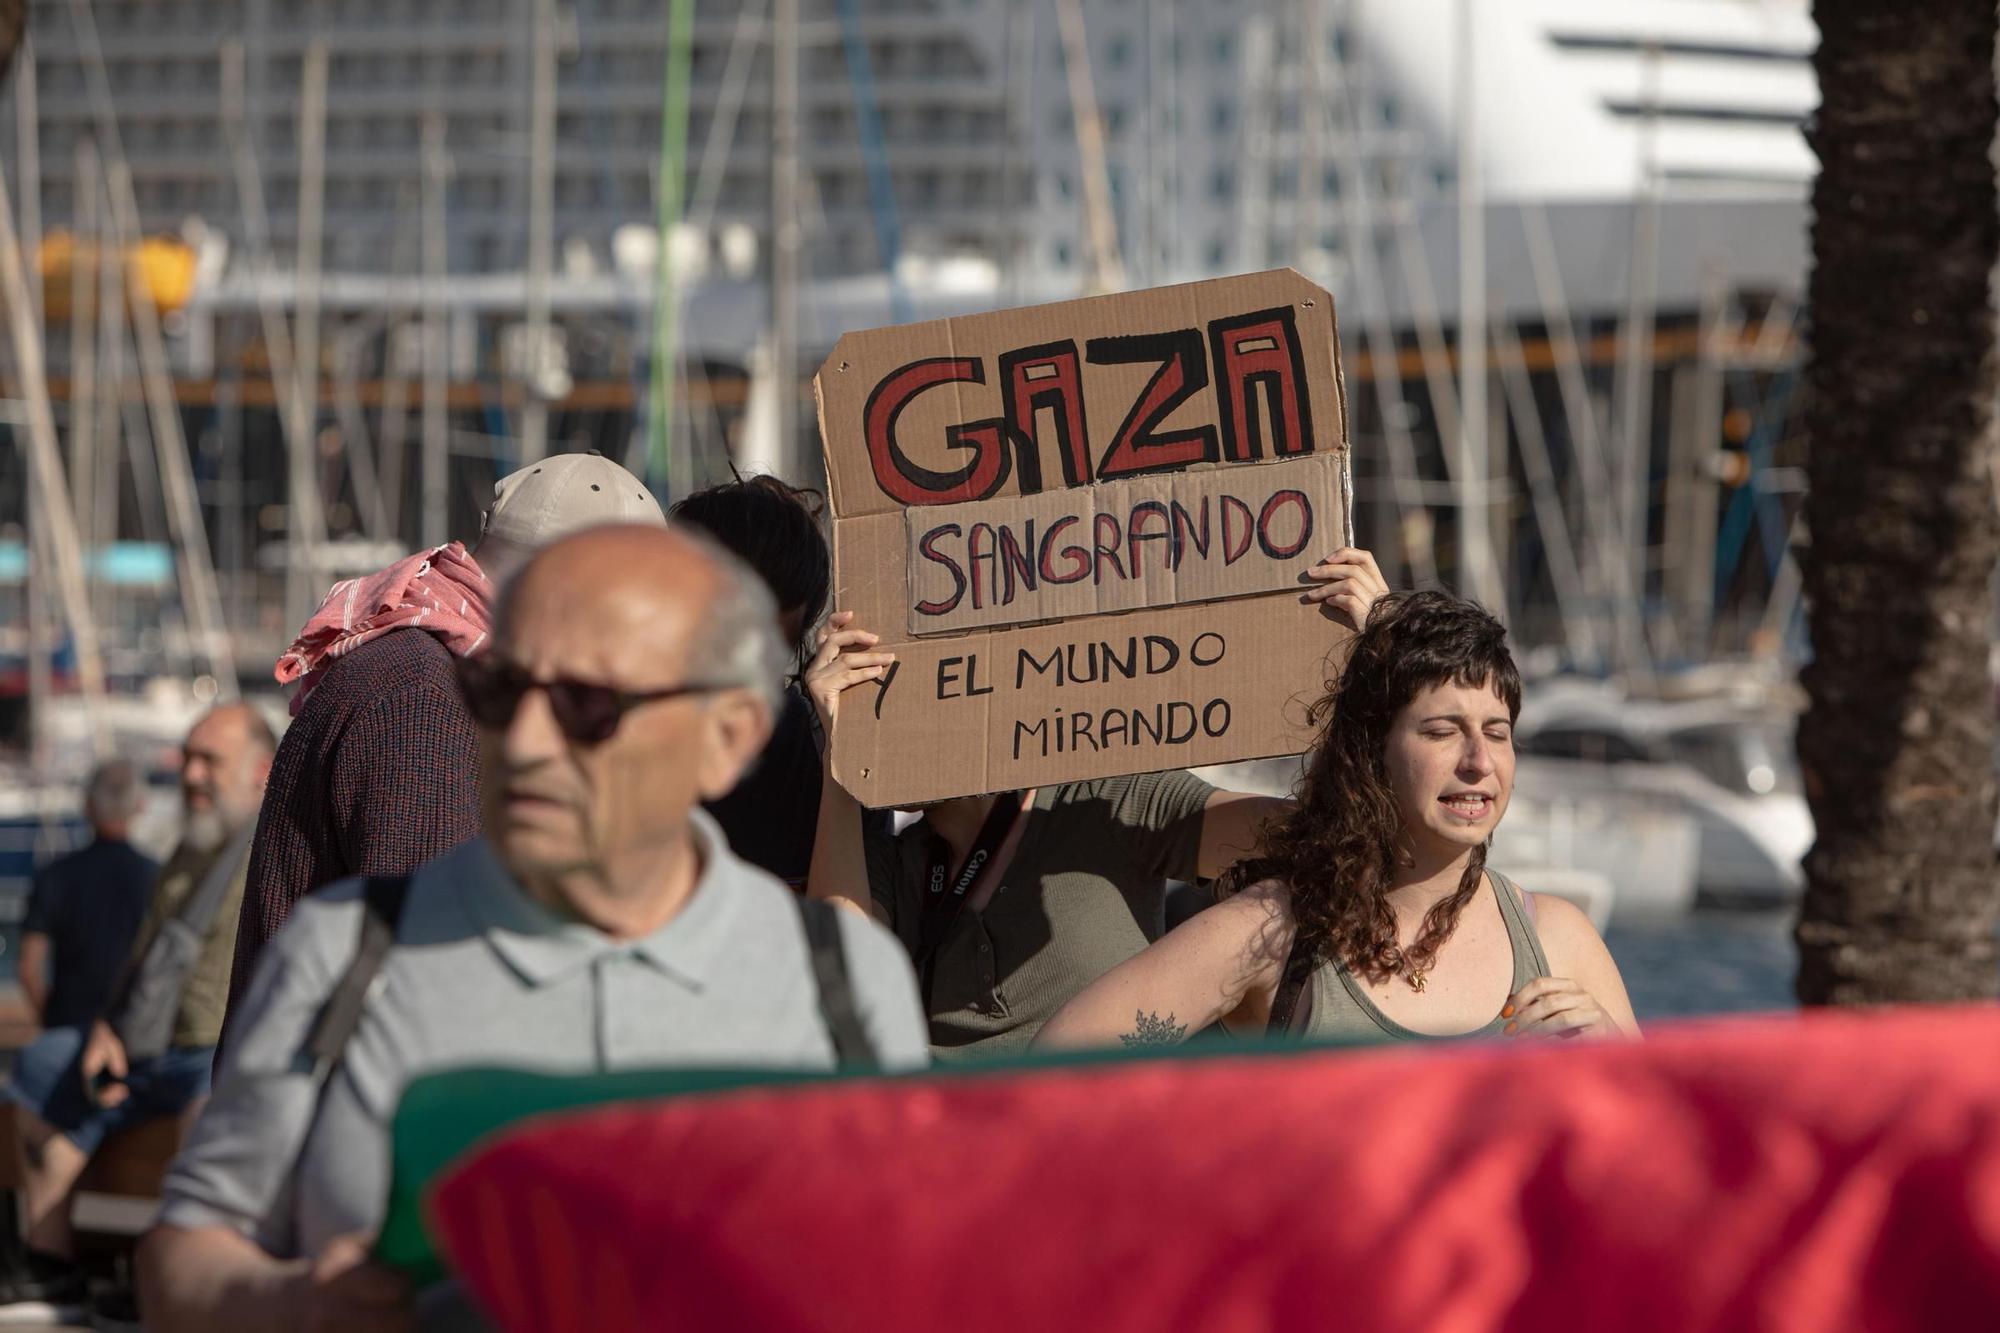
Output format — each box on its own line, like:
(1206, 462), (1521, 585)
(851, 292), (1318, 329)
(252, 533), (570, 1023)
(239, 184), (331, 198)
(1036, 590), (1638, 1047)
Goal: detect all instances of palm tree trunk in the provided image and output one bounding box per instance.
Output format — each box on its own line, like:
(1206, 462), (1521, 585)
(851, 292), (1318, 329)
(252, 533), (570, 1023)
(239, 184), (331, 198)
(1797, 0), (2000, 1003)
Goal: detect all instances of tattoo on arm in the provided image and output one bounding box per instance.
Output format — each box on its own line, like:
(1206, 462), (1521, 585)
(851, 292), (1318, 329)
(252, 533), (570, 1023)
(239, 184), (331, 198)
(1119, 1010), (1189, 1048)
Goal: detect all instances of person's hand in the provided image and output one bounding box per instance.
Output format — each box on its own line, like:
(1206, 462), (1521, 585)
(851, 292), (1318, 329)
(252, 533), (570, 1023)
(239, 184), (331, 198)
(1303, 547), (1389, 632)
(80, 1021), (130, 1107)
(287, 1233), (415, 1333)
(1502, 977), (1627, 1040)
(804, 611), (895, 737)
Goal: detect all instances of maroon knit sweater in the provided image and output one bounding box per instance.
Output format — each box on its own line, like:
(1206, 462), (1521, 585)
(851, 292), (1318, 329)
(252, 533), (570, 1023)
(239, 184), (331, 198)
(221, 629), (481, 1034)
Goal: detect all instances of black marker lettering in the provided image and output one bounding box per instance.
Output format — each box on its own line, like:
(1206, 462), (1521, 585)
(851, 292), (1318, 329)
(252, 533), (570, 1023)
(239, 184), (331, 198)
(1100, 637), (1138, 680)
(1092, 512), (1127, 583)
(967, 522), (1002, 610)
(965, 653), (995, 697)
(1018, 645), (1063, 689)
(936, 657), (965, 700)
(1127, 500), (1176, 577)
(1171, 497), (1212, 563)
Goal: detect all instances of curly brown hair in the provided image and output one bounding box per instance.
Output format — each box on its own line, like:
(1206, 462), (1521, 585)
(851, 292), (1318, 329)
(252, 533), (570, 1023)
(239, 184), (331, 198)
(1219, 590), (1522, 985)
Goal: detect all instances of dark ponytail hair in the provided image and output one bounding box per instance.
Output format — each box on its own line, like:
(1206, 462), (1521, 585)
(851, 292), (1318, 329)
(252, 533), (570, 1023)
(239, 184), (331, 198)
(670, 474), (831, 668)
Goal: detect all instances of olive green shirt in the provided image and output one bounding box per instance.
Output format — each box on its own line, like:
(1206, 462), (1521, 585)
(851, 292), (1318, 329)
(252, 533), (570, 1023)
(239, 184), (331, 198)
(867, 770), (1215, 1059)
(1296, 870), (1551, 1043)
(130, 838), (249, 1050)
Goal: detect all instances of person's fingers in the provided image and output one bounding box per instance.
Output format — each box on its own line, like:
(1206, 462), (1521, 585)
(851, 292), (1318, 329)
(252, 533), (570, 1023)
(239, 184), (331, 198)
(1346, 546), (1387, 585)
(1507, 990), (1590, 1032)
(1331, 591), (1369, 619)
(1513, 1007), (1600, 1039)
(1302, 571), (1365, 598)
(98, 1082), (130, 1108)
(1502, 976), (1565, 1014)
(807, 628), (880, 673)
(1511, 980), (1583, 1017)
(807, 653), (895, 690)
(1511, 999), (1583, 1031)
(106, 1043), (127, 1079)
(823, 664), (893, 693)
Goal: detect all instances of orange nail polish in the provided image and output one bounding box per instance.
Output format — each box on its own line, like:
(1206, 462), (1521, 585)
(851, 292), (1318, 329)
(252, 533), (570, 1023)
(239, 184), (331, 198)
(1503, 1022), (1518, 1036)
(1501, 1004), (1514, 1019)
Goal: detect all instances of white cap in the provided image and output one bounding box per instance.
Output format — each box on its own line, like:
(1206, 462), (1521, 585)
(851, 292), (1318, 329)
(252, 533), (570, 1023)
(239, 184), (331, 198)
(474, 452), (666, 584)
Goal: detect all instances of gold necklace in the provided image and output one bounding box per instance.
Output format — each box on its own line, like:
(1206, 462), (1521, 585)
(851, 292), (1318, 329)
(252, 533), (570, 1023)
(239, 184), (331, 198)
(1406, 968), (1429, 993)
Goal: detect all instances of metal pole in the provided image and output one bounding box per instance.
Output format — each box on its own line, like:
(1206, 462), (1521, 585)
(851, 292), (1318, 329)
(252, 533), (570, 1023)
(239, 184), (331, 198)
(69, 137), (97, 543)
(332, 327), (389, 540)
(222, 40), (331, 555)
(1520, 198), (1647, 679)
(1297, 0), (1325, 274)
(288, 40), (331, 626)
(1454, 0), (1502, 617)
(92, 169), (121, 629)
(1236, 17), (1274, 276)
(26, 439), (52, 774)
(13, 42), (52, 760)
(1325, 21), (1435, 585)
(1685, 270), (1728, 652)
(106, 161), (240, 696)
(1614, 39), (1664, 666)
(1494, 313), (1596, 666)
(66, 0), (238, 693)
(1152, 0), (1177, 283)
(1004, 0), (1036, 304)
(771, 0), (801, 481)
(0, 164), (109, 739)
(422, 111), (450, 547)
(17, 34), (41, 325)
(647, 0), (695, 485)
(1056, 0), (1126, 293)
(520, 0), (556, 463)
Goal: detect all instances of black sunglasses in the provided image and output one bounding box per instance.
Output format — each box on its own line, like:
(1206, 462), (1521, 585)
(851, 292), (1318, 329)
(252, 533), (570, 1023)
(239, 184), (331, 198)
(456, 655), (722, 745)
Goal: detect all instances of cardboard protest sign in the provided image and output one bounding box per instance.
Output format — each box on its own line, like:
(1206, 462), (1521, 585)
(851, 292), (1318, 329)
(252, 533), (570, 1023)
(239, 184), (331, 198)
(816, 268), (1352, 807)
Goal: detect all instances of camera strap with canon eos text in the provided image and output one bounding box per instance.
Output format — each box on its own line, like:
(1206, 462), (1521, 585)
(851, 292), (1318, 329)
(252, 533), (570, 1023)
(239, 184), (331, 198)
(914, 791), (1026, 989)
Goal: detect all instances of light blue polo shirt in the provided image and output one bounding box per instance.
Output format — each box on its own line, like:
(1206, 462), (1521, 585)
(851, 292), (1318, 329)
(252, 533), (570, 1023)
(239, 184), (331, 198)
(159, 811), (928, 1259)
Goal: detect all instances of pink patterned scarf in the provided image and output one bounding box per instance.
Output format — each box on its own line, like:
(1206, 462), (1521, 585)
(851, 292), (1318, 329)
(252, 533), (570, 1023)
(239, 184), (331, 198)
(275, 542), (493, 715)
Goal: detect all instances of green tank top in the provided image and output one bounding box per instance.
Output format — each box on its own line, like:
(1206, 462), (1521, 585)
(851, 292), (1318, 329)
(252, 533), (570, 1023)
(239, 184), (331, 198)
(1291, 870), (1551, 1042)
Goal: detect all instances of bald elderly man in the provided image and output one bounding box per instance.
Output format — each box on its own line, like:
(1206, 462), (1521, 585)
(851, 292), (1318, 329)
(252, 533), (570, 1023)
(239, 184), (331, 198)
(139, 527), (927, 1331)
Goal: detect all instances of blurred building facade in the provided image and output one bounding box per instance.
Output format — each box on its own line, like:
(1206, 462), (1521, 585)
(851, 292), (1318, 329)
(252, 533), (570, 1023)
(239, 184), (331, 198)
(1, 0), (1817, 677)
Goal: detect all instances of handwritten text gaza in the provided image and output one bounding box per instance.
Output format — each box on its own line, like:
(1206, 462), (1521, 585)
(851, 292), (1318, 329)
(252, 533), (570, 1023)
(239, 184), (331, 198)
(862, 305), (1316, 506)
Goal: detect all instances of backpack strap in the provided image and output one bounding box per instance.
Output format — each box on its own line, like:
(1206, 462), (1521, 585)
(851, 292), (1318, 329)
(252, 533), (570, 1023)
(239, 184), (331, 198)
(305, 875), (411, 1080)
(1266, 937), (1314, 1036)
(796, 896), (879, 1071)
